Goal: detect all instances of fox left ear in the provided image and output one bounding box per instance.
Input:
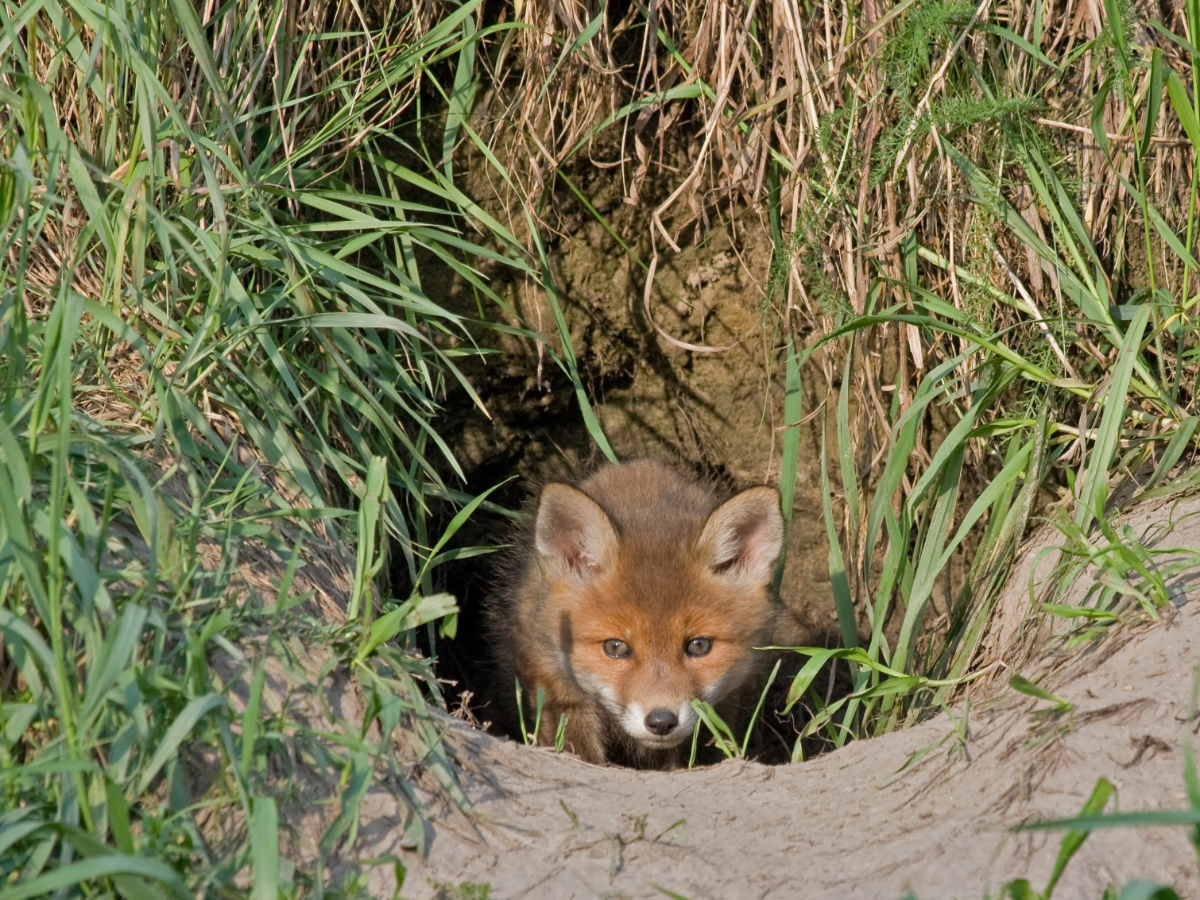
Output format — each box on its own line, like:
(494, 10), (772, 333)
(696, 487), (784, 585)
(534, 482), (620, 582)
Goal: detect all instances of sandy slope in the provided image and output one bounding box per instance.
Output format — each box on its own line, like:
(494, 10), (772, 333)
(266, 495), (1199, 900)
(366, 603), (1198, 899)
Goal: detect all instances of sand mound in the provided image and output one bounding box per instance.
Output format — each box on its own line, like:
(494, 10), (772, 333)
(341, 495), (1200, 899)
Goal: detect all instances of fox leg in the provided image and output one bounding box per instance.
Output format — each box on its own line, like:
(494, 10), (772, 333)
(537, 703), (607, 764)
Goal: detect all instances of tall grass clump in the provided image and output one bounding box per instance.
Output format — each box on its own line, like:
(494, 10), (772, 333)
(776, 0), (1200, 748)
(0, 0), (577, 895)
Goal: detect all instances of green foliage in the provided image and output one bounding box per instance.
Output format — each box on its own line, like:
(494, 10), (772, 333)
(882, 1), (978, 106)
(514, 679), (547, 746)
(1008, 675), (1073, 715)
(869, 0), (1041, 180)
(994, 617), (1200, 898)
(1001, 778), (1115, 899)
(430, 881), (491, 900)
(6, 0), (1200, 890)
(904, 773), (1191, 897)
(0, 296), (462, 896)
(776, 0), (1200, 757)
(0, 0), (576, 896)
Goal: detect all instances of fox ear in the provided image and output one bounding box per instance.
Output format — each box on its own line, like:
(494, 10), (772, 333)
(535, 483), (619, 581)
(697, 487), (784, 585)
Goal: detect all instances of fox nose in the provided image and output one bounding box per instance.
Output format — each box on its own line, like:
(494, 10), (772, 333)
(644, 708), (679, 736)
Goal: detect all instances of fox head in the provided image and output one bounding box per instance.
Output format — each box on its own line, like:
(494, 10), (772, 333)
(532, 469), (784, 754)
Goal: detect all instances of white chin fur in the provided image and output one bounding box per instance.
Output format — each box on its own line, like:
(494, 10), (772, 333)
(573, 672), (699, 749)
(620, 702), (697, 749)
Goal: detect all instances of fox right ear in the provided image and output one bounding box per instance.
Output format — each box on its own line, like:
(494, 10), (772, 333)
(696, 486), (784, 586)
(535, 483), (619, 581)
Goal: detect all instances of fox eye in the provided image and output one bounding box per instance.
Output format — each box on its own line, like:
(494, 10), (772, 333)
(603, 639), (632, 659)
(686, 637), (713, 657)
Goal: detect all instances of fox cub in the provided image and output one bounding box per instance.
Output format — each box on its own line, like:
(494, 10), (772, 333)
(493, 460), (785, 768)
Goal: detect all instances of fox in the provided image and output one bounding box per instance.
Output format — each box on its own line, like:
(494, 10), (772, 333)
(491, 460), (786, 768)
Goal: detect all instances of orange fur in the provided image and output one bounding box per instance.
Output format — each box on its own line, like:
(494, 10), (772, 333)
(493, 461), (785, 768)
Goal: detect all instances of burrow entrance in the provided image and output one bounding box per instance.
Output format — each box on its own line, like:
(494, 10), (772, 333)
(393, 208), (861, 765)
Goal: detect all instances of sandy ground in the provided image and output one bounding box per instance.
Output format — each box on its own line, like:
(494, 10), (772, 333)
(361, 606), (1197, 900)
(334, 494), (1200, 900)
(213, 493), (1200, 900)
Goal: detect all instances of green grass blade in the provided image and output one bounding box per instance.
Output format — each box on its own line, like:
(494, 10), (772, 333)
(775, 331), (802, 594)
(136, 694), (225, 795)
(536, 4), (605, 104)
(250, 797), (279, 900)
(1075, 303), (1150, 533)
(78, 604), (147, 738)
(441, 2), (479, 180)
(0, 855), (185, 900)
(821, 425), (858, 650)
(1142, 49), (1165, 159)
(1144, 417), (1200, 494)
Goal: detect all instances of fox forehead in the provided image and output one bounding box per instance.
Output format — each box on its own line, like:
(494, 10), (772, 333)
(547, 559), (772, 647)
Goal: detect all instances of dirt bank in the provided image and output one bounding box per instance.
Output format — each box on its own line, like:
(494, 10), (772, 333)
(346, 495), (1200, 899)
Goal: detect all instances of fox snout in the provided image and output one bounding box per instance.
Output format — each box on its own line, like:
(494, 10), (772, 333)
(579, 658), (706, 748)
(645, 708), (679, 735)
(619, 701), (699, 748)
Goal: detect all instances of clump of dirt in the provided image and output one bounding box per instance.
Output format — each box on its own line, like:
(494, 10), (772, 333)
(333, 494), (1200, 899)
